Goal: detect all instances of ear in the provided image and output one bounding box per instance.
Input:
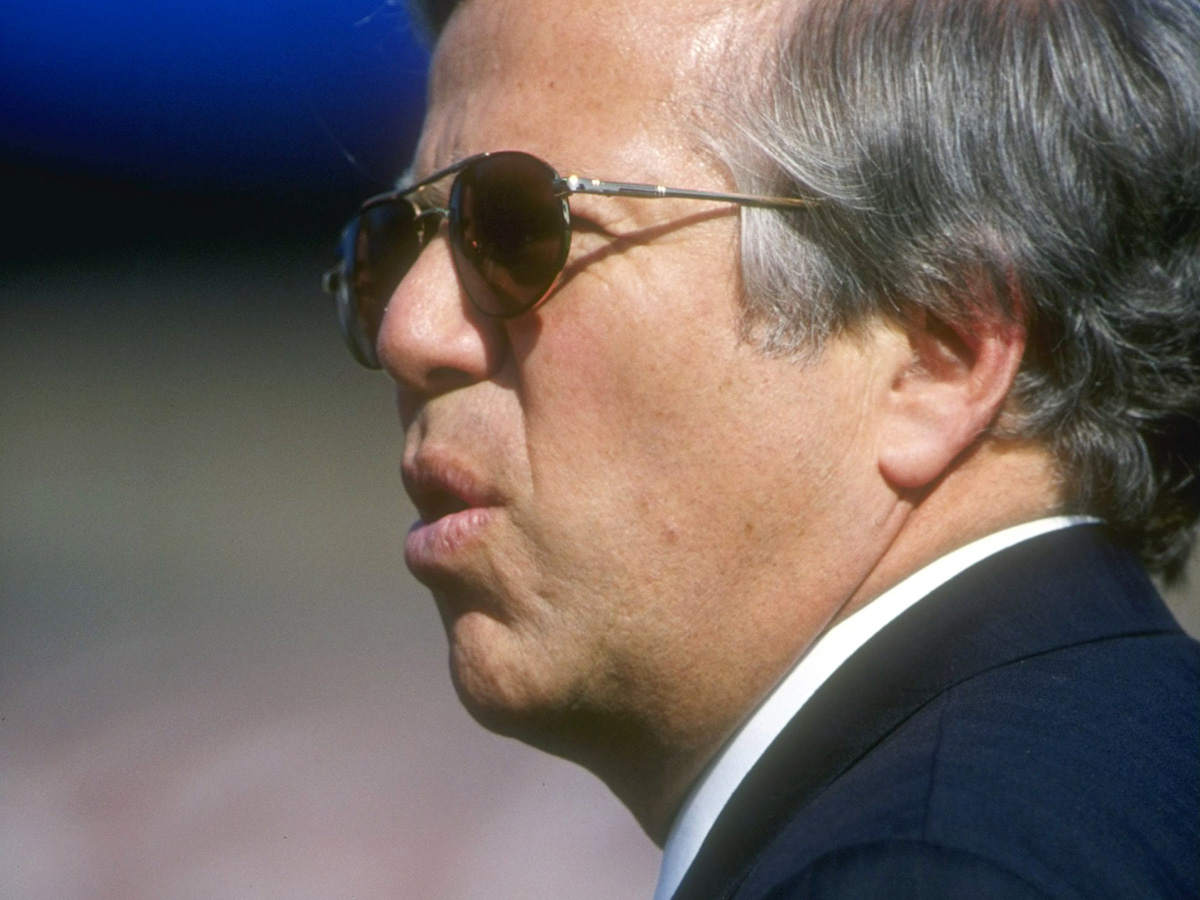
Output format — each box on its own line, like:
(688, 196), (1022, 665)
(876, 310), (1026, 491)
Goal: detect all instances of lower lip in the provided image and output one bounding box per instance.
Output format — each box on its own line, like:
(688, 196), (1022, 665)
(405, 507), (495, 572)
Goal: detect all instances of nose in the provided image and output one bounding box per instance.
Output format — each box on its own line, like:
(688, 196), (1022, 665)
(375, 231), (503, 397)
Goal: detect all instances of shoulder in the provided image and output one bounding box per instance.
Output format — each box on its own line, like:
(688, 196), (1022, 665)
(736, 630), (1200, 900)
(683, 529), (1200, 900)
(756, 840), (1053, 900)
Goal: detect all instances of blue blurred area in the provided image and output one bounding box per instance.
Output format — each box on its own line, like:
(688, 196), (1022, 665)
(0, 0), (429, 196)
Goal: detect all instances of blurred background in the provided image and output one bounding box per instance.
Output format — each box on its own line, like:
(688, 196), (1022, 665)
(1, 3), (1196, 899)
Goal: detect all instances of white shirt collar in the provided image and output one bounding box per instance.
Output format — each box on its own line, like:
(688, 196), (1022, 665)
(652, 516), (1099, 900)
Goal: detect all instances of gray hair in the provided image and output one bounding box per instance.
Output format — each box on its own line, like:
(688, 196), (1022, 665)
(718, 0), (1200, 578)
(408, 0), (1200, 578)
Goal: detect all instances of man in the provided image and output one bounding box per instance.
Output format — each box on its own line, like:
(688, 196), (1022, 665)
(324, 0), (1199, 895)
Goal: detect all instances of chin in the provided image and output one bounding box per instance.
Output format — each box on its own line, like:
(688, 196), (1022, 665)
(443, 614), (563, 734)
(442, 629), (618, 767)
(448, 663), (593, 763)
(454, 682), (639, 785)
(452, 677), (555, 741)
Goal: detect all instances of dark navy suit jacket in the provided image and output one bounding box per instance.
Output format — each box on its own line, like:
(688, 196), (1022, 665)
(673, 526), (1199, 900)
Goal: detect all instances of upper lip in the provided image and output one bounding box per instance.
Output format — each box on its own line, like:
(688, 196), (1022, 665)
(401, 452), (500, 523)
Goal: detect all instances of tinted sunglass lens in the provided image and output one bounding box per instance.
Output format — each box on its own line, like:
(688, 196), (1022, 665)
(450, 153), (570, 318)
(338, 200), (424, 369)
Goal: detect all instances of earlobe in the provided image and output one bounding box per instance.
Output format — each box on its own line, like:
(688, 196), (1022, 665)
(876, 310), (1026, 491)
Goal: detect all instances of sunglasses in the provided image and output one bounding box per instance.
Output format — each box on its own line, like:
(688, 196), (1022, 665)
(323, 150), (810, 369)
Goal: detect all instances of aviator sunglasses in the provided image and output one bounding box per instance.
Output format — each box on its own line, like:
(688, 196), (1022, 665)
(323, 150), (810, 369)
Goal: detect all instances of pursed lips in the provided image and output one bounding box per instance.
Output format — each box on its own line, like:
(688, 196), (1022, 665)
(401, 451), (504, 572)
(401, 451), (502, 522)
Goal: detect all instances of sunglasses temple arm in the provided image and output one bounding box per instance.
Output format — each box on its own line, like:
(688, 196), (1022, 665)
(557, 175), (811, 210)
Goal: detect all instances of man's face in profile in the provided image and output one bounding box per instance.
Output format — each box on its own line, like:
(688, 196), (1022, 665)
(379, 0), (898, 772)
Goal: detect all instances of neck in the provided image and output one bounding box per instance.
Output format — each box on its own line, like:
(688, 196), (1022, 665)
(837, 440), (1064, 626)
(604, 439), (1065, 843)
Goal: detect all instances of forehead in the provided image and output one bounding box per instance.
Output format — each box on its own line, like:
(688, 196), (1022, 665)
(417, 0), (765, 176)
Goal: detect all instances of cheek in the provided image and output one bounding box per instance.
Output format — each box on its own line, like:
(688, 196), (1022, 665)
(519, 261), (737, 447)
(511, 372), (762, 630)
(495, 241), (818, 591)
(516, 313), (714, 517)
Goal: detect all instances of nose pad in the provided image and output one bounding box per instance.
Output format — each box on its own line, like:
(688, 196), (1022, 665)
(375, 229), (501, 394)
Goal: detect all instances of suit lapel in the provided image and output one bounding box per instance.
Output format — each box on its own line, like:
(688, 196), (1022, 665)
(671, 526), (1179, 900)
